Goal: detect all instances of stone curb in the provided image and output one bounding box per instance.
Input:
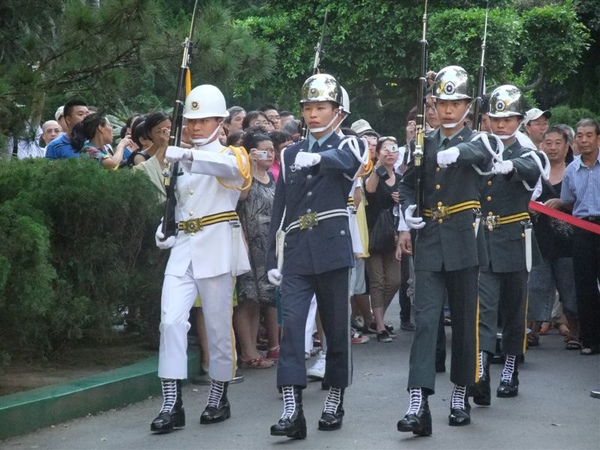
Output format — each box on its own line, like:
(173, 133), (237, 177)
(0, 354), (198, 440)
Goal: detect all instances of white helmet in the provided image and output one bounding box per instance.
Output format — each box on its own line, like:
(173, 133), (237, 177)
(183, 84), (229, 120)
(340, 86), (351, 115)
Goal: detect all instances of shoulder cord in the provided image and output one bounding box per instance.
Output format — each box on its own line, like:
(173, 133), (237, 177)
(470, 132), (504, 176)
(521, 149), (549, 194)
(216, 145), (252, 191)
(339, 136), (373, 180)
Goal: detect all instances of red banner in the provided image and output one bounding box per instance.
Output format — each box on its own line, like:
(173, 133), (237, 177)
(529, 201), (600, 235)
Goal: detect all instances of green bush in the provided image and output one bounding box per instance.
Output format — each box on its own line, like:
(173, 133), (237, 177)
(0, 158), (166, 361)
(549, 105), (600, 129)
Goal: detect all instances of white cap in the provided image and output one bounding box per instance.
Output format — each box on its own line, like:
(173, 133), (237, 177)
(523, 108), (551, 126)
(351, 119), (374, 135)
(55, 106), (64, 121)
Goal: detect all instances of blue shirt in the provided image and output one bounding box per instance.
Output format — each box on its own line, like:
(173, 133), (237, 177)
(560, 152), (600, 218)
(45, 133), (79, 159)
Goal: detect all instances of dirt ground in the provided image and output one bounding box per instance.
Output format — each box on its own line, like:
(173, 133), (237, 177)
(0, 334), (157, 397)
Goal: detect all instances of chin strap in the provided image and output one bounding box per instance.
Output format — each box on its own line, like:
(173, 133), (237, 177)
(436, 105), (471, 129)
(308, 111), (341, 134)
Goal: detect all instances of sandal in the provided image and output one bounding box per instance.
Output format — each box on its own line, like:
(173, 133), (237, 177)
(580, 346), (600, 356)
(240, 357), (275, 368)
(565, 339), (582, 350)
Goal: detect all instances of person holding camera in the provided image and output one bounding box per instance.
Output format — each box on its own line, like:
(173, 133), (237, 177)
(234, 129), (279, 368)
(364, 137), (402, 342)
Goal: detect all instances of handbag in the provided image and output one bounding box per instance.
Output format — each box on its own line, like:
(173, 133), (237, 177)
(369, 207), (396, 254)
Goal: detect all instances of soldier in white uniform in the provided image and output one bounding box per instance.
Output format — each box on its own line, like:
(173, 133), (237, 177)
(150, 85), (251, 434)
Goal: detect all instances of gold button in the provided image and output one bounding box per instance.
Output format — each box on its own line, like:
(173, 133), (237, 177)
(435, 184), (441, 190)
(487, 196), (492, 201)
(487, 180), (492, 186)
(488, 212), (493, 216)
(438, 219), (443, 224)
(437, 201), (443, 207)
(472, 223), (476, 228)
(190, 232), (195, 236)
(436, 167), (441, 172)
(189, 211), (194, 216)
(521, 233), (525, 238)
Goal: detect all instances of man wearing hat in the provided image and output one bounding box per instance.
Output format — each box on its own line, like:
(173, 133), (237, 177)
(266, 73), (367, 439)
(55, 106), (67, 133)
(524, 108), (551, 150)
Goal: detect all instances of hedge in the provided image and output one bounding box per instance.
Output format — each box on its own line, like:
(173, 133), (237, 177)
(0, 157), (166, 371)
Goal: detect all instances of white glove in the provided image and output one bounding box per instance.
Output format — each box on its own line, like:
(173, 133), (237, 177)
(492, 160), (514, 174)
(155, 223), (177, 250)
(437, 146), (460, 168)
(405, 204), (426, 230)
(267, 269), (282, 286)
(166, 146), (193, 162)
(293, 152), (321, 168)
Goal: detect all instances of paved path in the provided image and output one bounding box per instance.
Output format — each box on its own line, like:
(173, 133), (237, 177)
(3, 302), (600, 449)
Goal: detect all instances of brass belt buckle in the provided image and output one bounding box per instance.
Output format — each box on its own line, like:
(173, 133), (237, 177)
(181, 218), (203, 233)
(298, 212), (318, 230)
(485, 215), (499, 231)
(431, 206), (448, 221)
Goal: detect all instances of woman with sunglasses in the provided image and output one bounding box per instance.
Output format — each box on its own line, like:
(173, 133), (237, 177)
(364, 136), (402, 342)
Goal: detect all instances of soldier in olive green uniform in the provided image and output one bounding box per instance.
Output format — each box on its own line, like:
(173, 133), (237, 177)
(397, 66), (493, 435)
(470, 85), (543, 406)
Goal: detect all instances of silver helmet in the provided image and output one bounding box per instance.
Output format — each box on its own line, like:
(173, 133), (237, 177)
(300, 73), (342, 105)
(432, 65), (471, 100)
(488, 85), (525, 118)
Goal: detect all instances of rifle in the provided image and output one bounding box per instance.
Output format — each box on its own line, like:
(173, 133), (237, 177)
(161, 0), (200, 239)
(471, 1), (489, 131)
(300, 11), (329, 140)
(413, 0), (428, 216)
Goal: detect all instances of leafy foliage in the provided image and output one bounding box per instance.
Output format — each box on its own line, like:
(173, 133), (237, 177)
(0, 158), (165, 360)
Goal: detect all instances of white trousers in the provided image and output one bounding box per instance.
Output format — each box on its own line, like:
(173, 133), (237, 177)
(158, 265), (236, 381)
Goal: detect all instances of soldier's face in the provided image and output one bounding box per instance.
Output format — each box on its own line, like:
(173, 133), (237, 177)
(434, 99), (469, 127)
(302, 102), (338, 137)
(186, 117), (221, 141)
(490, 116), (522, 138)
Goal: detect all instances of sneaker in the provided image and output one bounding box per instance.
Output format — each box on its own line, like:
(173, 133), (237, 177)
(351, 328), (370, 344)
(307, 351), (326, 380)
(351, 315), (365, 331)
(377, 330), (393, 343)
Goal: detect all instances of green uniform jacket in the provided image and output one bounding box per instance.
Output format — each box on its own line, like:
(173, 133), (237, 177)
(481, 140), (543, 272)
(399, 126), (493, 272)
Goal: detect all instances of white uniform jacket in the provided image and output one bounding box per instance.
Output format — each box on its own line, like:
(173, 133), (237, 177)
(164, 139), (251, 279)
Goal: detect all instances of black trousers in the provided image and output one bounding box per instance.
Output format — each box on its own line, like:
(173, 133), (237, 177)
(572, 226), (600, 348)
(277, 268), (352, 389)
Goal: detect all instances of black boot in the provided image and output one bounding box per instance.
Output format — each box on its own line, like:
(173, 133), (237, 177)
(270, 385), (307, 439)
(449, 384), (471, 426)
(497, 354), (519, 398)
(151, 379), (185, 433)
(469, 351), (491, 406)
(200, 380), (231, 424)
(397, 388), (432, 436)
(318, 387), (344, 431)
